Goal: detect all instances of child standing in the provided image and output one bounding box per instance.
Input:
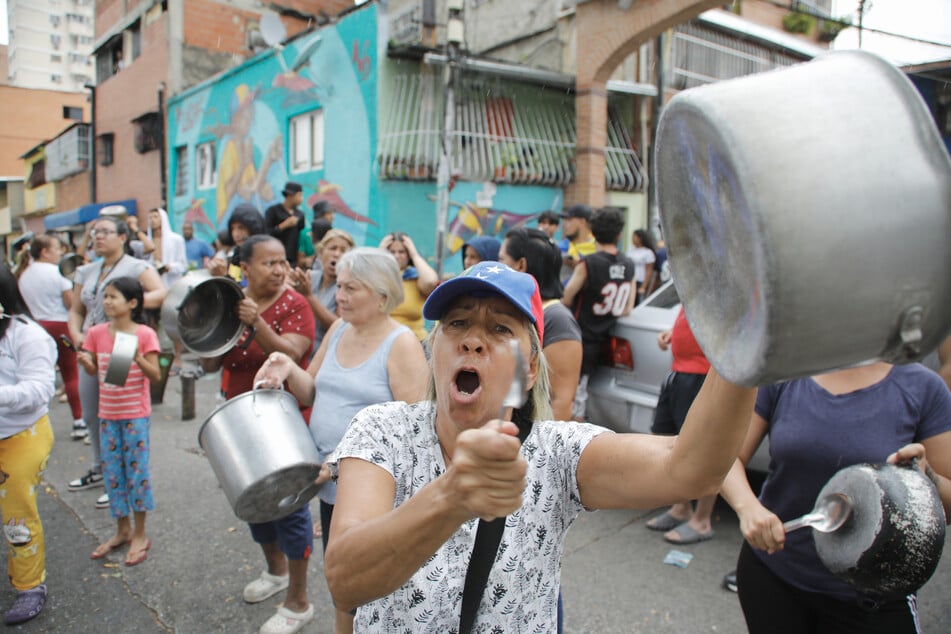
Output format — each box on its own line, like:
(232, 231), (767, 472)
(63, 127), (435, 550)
(77, 276), (160, 567)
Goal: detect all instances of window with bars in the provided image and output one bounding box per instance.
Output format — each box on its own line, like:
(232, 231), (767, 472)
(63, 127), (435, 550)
(196, 142), (217, 189)
(175, 146), (188, 196)
(668, 22), (803, 91)
(98, 133), (114, 166)
(290, 110), (324, 173)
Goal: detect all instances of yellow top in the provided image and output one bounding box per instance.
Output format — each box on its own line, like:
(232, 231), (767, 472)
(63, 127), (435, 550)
(567, 237), (597, 261)
(391, 278), (428, 340)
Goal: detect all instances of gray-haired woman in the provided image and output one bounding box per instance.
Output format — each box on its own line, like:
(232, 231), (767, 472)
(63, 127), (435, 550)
(256, 246), (429, 633)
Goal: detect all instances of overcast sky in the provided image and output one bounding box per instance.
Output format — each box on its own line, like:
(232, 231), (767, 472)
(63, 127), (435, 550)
(0, 0), (947, 61)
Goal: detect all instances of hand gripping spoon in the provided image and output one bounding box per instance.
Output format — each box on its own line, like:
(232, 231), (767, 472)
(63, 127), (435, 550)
(783, 492), (853, 533)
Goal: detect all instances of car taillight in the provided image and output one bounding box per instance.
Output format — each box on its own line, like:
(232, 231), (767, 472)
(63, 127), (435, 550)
(601, 336), (633, 370)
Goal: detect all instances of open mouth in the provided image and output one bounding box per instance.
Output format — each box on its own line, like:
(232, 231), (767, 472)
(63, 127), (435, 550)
(455, 369), (480, 395)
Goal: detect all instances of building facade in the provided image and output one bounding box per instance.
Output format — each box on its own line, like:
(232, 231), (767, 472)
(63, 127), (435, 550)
(6, 0), (96, 92)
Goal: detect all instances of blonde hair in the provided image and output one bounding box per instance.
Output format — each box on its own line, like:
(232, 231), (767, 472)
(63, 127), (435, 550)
(317, 228), (354, 253)
(424, 321), (552, 422)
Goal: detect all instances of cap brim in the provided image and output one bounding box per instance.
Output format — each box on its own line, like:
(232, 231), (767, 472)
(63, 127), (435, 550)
(423, 276), (535, 325)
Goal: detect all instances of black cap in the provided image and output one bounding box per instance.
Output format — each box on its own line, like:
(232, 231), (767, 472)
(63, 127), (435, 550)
(559, 204), (592, 221)
(282, 181), (303, 196)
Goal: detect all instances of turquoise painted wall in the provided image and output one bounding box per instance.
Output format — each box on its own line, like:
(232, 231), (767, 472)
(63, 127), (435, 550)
(166, 3), (379, 246)
(165, 2), (564, 268)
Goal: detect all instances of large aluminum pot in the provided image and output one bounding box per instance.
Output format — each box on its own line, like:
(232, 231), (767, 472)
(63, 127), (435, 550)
(813, 462), (945, 600)
(58, 253), (84, 281)
(161, 269), (210, 344)
(173, 275), (254, 357)
(198, 387), (322, 523)
(655, 50), (951, 386)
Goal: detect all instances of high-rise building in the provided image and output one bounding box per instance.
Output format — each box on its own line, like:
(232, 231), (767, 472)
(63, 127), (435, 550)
(6, 0), (95, 92)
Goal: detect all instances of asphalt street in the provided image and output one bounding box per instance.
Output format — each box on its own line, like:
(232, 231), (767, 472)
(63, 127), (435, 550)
(5, 365), (951, 633)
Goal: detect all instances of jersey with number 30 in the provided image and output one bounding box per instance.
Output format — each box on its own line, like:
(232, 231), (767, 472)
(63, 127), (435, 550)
(571, 250), (635, 344)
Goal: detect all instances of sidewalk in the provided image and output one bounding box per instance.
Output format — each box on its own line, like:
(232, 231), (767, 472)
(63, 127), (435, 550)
(13, 367), (336, 633)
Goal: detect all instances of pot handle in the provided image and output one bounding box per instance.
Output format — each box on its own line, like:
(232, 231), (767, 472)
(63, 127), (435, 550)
(237, 325), (257, 349)
(176, 285), (196, 311)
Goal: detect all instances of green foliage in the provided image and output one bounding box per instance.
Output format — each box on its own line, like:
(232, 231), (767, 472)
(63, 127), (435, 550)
(782, 11), (816, 35)
(818, 16), (852, 42)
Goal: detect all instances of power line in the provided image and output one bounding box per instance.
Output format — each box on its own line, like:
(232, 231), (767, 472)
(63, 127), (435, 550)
(762, 0), (951, 48)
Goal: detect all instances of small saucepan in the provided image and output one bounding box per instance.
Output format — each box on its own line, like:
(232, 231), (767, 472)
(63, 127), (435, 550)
(103, 331), (139, 386)
(810, 461), (946, 600)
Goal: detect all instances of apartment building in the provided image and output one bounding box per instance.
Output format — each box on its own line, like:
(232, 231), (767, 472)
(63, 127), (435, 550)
(6, 0), (95, 92)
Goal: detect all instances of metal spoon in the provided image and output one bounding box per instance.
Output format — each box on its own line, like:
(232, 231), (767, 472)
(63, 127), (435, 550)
(783, 492), (853, 533)
(499, 339), (528, 420)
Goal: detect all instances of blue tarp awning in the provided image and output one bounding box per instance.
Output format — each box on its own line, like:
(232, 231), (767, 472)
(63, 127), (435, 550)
(43, 199), (138, 230)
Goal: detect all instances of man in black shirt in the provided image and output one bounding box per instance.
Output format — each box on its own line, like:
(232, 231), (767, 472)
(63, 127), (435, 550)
(562, 207), (634, 420)
(264, 181), (305, 263)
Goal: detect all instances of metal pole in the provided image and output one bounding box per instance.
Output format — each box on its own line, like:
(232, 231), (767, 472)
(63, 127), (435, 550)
(434, 53), (456, 279)
(158, 82), (167, 208)
(857, 0), (866, 48)
(85, 83), (97, 203)
(647, 31), (666, 234)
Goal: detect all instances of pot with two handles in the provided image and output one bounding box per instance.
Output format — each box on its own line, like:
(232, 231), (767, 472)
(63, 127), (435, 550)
(198, 386), (324, 523)
(807, 461), (946, 600)
(162, 272), (255, 356)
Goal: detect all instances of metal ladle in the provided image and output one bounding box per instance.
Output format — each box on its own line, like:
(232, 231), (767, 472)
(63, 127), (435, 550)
(783, 492), (853, 534)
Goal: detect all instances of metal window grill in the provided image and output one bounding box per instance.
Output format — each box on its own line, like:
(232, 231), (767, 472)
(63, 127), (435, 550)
(377, 71), (645, 191)
(669, 22), (803, 90)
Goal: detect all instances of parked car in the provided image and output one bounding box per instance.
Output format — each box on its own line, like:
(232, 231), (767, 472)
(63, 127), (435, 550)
(586, 281), (770, 472)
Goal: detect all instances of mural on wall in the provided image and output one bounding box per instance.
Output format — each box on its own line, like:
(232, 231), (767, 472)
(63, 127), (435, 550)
(379, 181), (562, 276)
(165, 4), (379, 245)
(165, 2), (564, 267)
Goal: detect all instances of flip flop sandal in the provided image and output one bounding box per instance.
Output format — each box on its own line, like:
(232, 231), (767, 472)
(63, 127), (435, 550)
(125, 539), (152, 567)
(646, 510), (685, 531)
(664, 522), (715, 545)
(91, 538), (130, 560)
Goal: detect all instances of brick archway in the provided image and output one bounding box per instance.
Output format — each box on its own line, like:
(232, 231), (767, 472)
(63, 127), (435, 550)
(571, 0), (722, 207)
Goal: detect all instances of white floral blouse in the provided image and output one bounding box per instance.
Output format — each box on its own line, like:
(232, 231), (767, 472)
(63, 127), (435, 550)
(330, 400), (609, 633)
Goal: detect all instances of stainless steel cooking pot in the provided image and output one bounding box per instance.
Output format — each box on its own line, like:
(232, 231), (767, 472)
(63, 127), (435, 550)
(655, 50), (951, 386)
(58, 253), (84, 281)
(174, 275), (254, 357)
(812, 462), (945, 600)
(198, 387), (322, 523)
(161, 269), (210, 344)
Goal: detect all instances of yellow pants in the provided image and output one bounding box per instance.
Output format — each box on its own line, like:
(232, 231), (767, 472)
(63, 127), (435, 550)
(0, 415), (53, 590)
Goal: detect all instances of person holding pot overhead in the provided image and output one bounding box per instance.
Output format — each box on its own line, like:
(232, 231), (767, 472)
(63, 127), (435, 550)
(719, 362), (951, 633)
(198, 234), (316, 634)
(314, 262), (756, 632)
(66, 216), (166, 510)
(254, 246), (428, 633)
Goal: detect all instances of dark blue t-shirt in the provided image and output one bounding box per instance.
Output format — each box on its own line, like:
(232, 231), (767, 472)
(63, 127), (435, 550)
(754, 363), (951, 601)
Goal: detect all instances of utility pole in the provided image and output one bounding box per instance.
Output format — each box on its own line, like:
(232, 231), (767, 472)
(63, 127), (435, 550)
(857, 0), (867, 48)
(434, 0), (464, 278)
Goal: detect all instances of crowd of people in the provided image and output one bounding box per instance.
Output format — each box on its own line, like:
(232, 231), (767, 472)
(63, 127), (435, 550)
(2, 185), (949, 634)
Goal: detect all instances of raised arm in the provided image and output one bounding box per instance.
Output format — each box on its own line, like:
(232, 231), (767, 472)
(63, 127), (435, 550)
(325, 419), (525, 612)
(577, 368), (756, 509)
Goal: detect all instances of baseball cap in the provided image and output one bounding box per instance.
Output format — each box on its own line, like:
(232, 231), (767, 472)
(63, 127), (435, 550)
(559, 204), (592, 221)
(423, 261), (545, 341)
(282, 181), (303, 196)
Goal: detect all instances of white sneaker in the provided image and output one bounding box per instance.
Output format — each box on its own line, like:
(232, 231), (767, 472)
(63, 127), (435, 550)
(243, 570), (289, 604)
(259, 604), (314, 634)
(95, 493), (109, 509)
(70, 420), (88, 440)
